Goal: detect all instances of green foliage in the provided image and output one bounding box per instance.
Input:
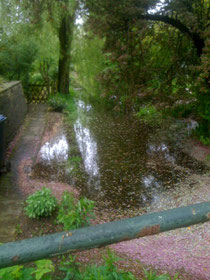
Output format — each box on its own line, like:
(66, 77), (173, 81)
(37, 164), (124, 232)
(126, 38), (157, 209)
(48, 93), (70, 112)
(136, 105), (162, 125)
(0, 260), (54, 280)
(72, 28), (105, 97)
(143, 269), (180, 280)
(67, 156), (82, 171)
(0, 75), (6, 85)
(60, 250), (136, 280)
(0, 250), (180, 280)
(15, 224), (23, 236)
(24, 188), (57, 219)
(57, 191), (95, 230)
(48, 92), (76, 114)
(0, 37), (38, 86)
(0, 265), (33, 280)
(31, 260), (54, 280)
(200, 136), (210, 146)
(69, 156), (82, 163)
(164, 102), (196, 119)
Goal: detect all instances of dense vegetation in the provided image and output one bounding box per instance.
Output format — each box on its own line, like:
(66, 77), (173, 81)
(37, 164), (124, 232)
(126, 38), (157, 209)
(0, 0), (209, 138)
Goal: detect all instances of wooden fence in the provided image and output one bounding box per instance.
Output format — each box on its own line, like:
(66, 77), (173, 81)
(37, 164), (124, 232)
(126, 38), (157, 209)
(27, 83), (57, 104)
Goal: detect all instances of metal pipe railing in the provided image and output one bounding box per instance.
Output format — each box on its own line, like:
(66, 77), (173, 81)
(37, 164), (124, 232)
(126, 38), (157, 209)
(0, 202), (209, 268)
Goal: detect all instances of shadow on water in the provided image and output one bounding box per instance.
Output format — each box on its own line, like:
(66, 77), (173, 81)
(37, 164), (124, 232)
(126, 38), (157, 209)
(33, 99), (207, 210)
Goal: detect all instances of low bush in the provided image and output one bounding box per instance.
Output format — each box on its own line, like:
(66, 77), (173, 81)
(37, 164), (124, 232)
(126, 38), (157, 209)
(24, 188), (57, 219)
(60, 250), (136, 280)
(48, 91), (77, 120)
(0, 259), (54, 280)
(136, 105), (162, 125)
(57, 191), (95, 230)
(48, 93), (69, 112)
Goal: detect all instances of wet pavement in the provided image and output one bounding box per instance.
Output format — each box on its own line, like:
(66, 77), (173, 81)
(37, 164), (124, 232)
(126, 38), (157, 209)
(0, 105), (47, 242)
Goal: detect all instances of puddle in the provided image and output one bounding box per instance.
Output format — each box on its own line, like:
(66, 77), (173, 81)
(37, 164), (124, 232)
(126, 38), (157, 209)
(33, 99), (208, 211)
(40, 134), (69, 163)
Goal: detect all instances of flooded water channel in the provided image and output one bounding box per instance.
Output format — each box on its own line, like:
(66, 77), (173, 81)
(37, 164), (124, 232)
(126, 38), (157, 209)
(34, 99), (207, 211)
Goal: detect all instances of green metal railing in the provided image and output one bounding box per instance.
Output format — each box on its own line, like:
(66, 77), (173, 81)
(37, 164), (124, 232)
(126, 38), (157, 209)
(0, 202), (209, 268)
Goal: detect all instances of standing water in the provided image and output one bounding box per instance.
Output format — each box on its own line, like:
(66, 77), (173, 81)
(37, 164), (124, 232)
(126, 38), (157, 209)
(35, 98), (207, 211)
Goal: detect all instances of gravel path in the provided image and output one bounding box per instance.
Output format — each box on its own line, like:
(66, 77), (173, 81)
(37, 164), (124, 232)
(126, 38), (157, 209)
(112, 174), (210, 279)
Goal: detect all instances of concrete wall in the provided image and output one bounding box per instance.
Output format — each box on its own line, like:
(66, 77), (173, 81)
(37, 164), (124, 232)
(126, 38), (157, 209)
(0, 81), (27, 146)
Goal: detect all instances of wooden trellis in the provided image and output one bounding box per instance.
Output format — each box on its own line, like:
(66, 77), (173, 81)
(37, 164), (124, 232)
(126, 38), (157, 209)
(27, 84), (57, 104)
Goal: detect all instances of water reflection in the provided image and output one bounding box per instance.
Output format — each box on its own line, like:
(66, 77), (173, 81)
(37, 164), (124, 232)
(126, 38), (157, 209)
(74, 119), (101, 189)
(40, 135), (69, 163)
(147, 143), (175, 164)
(142, 175), (160, 188)
(34, 98), (204, 210)
(77, 100), (92, 112)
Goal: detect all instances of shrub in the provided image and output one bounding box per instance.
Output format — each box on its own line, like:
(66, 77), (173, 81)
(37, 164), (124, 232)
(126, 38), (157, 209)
(0, 38), (38, 88)
(24, 188), (57, 219)
(48, 93), (69, 112)
(136, 105), (162, 125)
(57, 191), (95, 230)
(0, 259), (54, 280)
(200, 136), (210, 145)
(48, 92), (77, 120)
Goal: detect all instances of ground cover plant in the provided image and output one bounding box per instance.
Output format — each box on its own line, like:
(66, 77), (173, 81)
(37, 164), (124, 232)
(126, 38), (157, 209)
(0, 249), (181, 280)
(57, 191), (95, 230)
(24, 187), (57, 219)
(24, 188), (95, 231)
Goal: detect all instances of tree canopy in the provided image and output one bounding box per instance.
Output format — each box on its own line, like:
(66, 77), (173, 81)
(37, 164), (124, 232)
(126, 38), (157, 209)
(0, 0), (209, 135)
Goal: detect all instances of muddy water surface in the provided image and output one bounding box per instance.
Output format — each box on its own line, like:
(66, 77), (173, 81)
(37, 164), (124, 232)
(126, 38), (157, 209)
(34, 99), (207, 211)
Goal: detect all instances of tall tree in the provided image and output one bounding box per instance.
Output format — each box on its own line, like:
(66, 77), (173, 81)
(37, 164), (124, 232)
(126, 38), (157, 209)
(16, 0), (77, 94)
(58, 0), (77, 94)
(81, 0), (209, 58)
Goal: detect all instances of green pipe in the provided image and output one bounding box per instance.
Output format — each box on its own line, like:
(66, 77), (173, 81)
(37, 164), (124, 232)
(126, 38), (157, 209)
(0, 202), (209, 268)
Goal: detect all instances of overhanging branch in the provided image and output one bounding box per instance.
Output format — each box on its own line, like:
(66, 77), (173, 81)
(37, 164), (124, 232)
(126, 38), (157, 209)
(137, 14), (204, 57)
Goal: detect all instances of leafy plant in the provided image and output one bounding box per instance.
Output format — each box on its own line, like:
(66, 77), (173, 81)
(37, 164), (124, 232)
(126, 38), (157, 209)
(48, 93), (69, 112)
(136, 105), (162, 125)
(15, 224), (22, 236)
(200, 136), (210, 146)
(0, 259), (54, 280)
(60, 250), (136, 280)
(24, 188), (57, 219)
(31, 260), (54, 280)
(57, 191), (95, 230)
(48, 91), (77, 120)
(69, 156), (82, 163)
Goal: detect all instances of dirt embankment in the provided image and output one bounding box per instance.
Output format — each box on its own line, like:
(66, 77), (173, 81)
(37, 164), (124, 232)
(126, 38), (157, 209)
(183, 138), (210, 167)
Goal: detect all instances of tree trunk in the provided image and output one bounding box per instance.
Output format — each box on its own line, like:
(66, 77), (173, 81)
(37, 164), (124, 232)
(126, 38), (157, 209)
(57, 13), (75, 94)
